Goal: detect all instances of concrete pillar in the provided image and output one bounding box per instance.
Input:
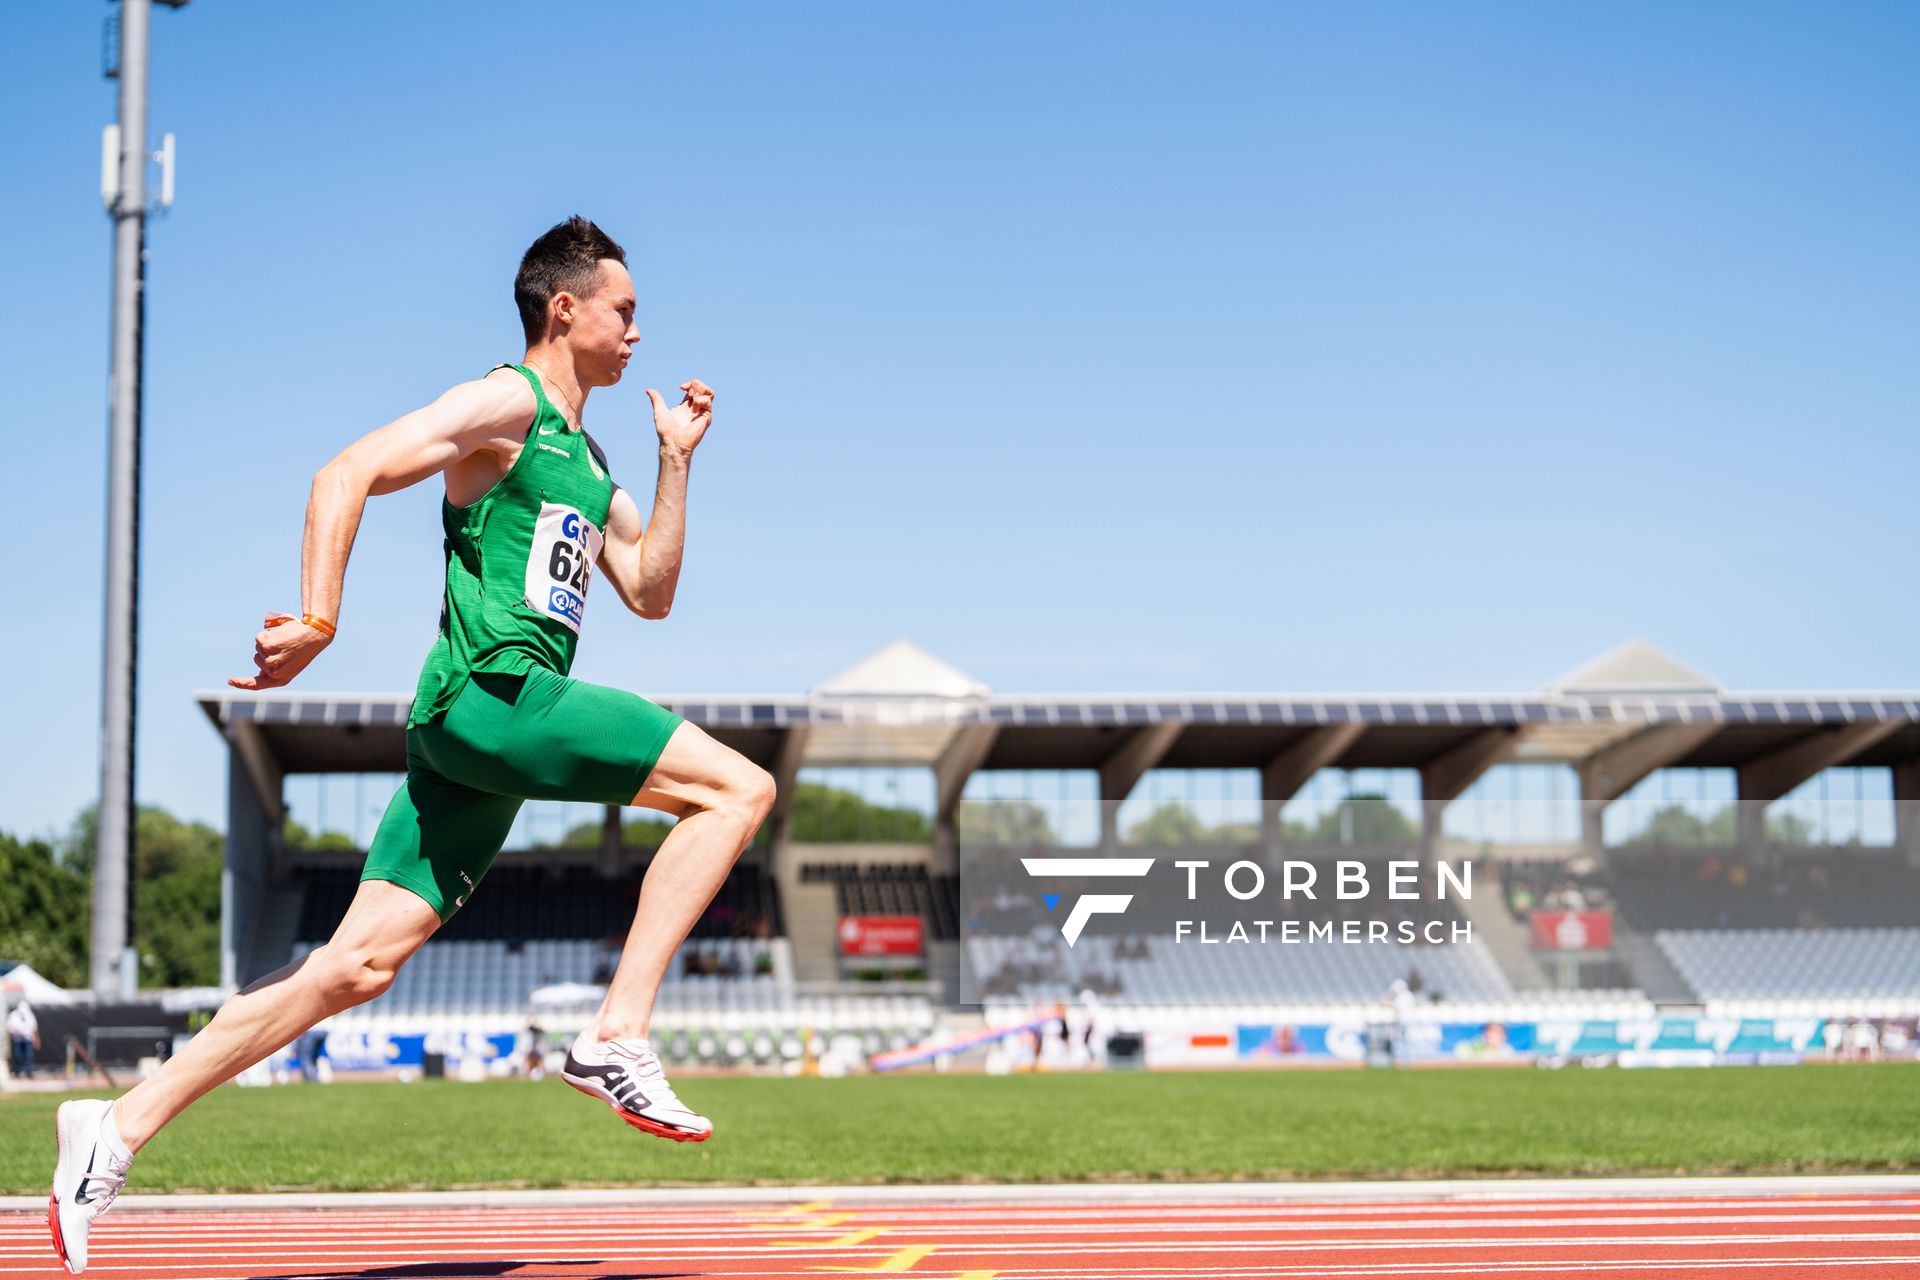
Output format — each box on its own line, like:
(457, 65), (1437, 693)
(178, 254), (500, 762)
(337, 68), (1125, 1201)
(1575, 722), (1724, 862)
(1579, 795), (1606, 867)
(932, 725), (997, 876)
(933, 815), (959, 880)
(1259, 725), (1364, 867)
(227, 719), (285, 874)
(1894, 759), (1920, 869)
(1734, 799), (1766, 855)
(221, 721), (282, 990)
(765, 726), (812, 882)
(1097, 723), (1183, 853)
(597, 805), (622, 876)
(1419, 728), (1518, 866)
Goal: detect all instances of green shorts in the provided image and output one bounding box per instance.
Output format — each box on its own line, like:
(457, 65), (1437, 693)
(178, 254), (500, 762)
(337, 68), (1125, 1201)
(361, 666), (686, 923)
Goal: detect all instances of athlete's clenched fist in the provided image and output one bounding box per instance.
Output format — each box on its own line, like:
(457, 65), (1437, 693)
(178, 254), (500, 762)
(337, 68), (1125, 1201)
(228, 611), (332, 691)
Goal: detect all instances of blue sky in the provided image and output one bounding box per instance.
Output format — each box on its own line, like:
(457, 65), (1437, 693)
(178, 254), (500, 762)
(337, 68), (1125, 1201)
(1, 1), (1915, 840)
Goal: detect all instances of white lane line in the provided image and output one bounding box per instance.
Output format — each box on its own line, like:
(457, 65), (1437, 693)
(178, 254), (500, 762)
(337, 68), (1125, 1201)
(811, 1198), (1920, 1218)
(55, 1259), (1920, 1280)
(18, 1205), (1920, 1236)
(9, 1203), (1916, 1233)
(8, 1231), (1919, 1264)
(17, 1210), (1916, 1242)
(7, 1197), (1912, 1222)
(5, 1213), (1916, 1252)
(3, 1175), (1917, 1212)
(945, 1260), (1920, 1278)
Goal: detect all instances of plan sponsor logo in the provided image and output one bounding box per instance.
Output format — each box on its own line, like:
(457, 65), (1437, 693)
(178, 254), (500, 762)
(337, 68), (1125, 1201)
(548, 586), (584, 625)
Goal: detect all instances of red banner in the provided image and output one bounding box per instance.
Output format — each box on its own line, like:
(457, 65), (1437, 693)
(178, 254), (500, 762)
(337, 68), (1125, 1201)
(837, 915), (924, 957)
(1530, 909), (1613, 951)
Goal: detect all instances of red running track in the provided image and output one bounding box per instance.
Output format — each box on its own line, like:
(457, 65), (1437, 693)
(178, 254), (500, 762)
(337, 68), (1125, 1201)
(3, 1191), (1919, 1280)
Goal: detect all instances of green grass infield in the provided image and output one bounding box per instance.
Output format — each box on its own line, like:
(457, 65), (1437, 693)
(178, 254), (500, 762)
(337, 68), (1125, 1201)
(2, 1063), (1916, 1193)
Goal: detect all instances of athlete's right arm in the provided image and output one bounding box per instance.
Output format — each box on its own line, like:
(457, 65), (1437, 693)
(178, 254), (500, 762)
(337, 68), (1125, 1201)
(228, 375), (535, 691)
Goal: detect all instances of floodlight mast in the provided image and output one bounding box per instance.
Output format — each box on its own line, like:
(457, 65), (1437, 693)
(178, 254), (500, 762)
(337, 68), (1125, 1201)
(94, 0), (186, 998)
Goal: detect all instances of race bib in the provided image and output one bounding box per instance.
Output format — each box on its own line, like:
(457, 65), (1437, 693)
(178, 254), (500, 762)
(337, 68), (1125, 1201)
(524, 502), (603, 633)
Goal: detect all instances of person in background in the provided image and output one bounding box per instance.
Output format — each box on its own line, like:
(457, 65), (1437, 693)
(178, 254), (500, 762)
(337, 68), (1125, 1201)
(1386, 977), (1418, 1065)
(294, 1027), (327, 1083)
(524, 1023), (548, 1081)
(7, 999), (40, 1080)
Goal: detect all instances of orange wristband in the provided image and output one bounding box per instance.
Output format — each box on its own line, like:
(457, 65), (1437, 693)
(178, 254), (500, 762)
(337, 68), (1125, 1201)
(301, 614), (337, 638)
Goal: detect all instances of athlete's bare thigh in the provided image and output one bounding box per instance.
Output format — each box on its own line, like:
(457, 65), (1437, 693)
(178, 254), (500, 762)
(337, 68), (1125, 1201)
(312, 878), (442, 976)
(629, 720), (758, 819)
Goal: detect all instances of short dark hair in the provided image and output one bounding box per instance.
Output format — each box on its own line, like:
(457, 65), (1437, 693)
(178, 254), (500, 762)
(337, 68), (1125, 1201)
(514, 216), (627, 345)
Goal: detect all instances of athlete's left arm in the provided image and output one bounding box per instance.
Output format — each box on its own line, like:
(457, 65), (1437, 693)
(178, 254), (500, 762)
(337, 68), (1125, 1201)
(597, 379), (712, 620)
(598, 466), (686, 621)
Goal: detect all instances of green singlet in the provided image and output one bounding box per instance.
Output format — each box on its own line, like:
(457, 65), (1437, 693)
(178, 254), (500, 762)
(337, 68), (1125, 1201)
(360, 363), (686, 923)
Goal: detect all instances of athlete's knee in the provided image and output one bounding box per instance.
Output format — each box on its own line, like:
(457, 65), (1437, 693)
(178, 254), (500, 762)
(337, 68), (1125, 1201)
(309, 945), (404, 1008)
(696, 759), (774, 832)
(336, 958), (400, 1007)
(729, 764), (777, 826)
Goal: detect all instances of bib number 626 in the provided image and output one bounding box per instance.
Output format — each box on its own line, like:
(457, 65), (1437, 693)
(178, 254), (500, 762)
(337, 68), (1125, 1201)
(525, 504), (603, 634)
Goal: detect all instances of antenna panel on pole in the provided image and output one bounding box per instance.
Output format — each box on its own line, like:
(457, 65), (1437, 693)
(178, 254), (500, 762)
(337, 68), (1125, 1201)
(101, 123), (121, 211)
(156, 133), (175, 208)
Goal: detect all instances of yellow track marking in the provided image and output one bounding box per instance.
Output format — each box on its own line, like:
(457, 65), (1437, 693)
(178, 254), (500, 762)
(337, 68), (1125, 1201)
(773, 1226), (888, 1248)
(751, 1212), (854, 1231)
(811, 1243), (939, 1272)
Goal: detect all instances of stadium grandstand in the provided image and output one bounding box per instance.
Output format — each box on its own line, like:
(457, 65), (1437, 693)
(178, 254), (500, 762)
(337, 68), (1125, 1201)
(190, 637), (1920, 1074)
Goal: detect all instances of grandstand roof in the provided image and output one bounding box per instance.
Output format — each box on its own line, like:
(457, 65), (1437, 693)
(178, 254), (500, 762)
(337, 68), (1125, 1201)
(194, 640), (1920, 778)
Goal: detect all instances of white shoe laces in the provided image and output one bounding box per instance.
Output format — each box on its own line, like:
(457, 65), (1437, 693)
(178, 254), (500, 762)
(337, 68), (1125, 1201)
(605, 1039), (688, 1111)
(79, 1150), (132, 1217)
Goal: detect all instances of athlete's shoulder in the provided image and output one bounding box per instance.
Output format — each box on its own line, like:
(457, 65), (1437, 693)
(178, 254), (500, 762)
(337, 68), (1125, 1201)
(435, 366), (539, 437)
(479, 364), (541, 410)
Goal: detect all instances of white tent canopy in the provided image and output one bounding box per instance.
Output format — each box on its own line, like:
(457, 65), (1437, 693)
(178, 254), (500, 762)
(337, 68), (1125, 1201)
(0, 963), (81, 1006)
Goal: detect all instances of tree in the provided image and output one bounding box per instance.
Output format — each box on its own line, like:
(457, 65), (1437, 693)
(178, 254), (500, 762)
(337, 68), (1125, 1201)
(1117, 802), (1270, 846)
(0, 833), (89, 987)
(955, 797), (1055, 846)
(1126, 800), (1211, 845)
(1628, 803), (1710, 847)
(1312, 794), (1418, 845)
(1766, 810), (1817, 845)
(284, 820), (358, 852)
(558, 813), (680, 850)
(57, 807), (97, 876)
(1623, 803), (1744, 847)
(127, 808), (222, 987)
(51, 804), (223, 988)
(792, 781), (934, 843)
(551, 782), (938, 847)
